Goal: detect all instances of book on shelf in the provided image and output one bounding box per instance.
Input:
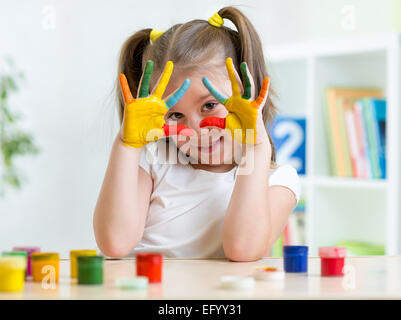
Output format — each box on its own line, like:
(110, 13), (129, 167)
(324, 87), (386, 179)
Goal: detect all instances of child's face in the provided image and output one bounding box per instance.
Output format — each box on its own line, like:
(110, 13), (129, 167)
(161, 65), (243, 166)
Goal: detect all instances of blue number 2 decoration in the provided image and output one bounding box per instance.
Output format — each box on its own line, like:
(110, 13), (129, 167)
(268, 117), (306, 175)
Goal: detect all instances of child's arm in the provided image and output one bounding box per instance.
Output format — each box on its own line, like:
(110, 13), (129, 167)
(201, 58), (297, 261)
(94, 60), (192, 257)
(93, 135), (153, 257)
(222, 140), (297, 262)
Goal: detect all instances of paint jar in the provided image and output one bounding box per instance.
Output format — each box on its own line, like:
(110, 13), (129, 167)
(283, 246), (308, 273)
(319, 247), (347, 276)
(13, 247), (40, 277)
(2, 251), (28, 277)
(70, 250), (97, 278)
(136, 253), (163, 283)
(77, 255), (104, 285)
(0, 257), (26, 292)
(31, 253), (60, 283)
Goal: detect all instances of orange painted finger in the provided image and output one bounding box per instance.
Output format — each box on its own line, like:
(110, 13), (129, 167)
(119, 73), (134, 104)
(252, 77), (270, 108)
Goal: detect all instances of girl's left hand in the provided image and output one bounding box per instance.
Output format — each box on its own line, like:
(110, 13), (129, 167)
(200, 57), (270, 146)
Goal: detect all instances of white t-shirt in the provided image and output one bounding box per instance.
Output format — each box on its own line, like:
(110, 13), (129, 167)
(131, 139), (301, 258)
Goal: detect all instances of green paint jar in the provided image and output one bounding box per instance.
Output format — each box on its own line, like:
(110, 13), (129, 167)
(77, 255), (104, 285)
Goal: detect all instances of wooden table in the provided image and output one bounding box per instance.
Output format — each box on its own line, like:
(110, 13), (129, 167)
(1, 256), (401, 299)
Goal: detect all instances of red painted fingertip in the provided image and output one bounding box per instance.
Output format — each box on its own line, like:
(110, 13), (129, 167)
(199, 117), (226, 129)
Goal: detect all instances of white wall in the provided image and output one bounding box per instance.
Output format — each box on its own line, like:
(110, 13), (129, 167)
(0, 0), (396, 257)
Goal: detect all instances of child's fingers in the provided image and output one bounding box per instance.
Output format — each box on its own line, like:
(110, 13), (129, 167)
(119, 73), (134, 104)
(225, 57), (242, 97)
(199, 116), (226, 129)
(202, 77), (228, 105)
(240, 62), (255, 100)
(165, 78), (191, 109)
(251, 77), (270, 109)
(153, 61), (174, 99)
(138, 60), (154, 98)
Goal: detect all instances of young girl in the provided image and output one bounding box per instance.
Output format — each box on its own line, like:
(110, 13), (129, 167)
(93, 6), (301, 262)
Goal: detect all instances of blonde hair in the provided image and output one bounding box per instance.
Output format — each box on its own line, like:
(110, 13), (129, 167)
(117, 6), (278, 165)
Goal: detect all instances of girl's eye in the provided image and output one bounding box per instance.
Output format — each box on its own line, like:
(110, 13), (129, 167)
(167, 112), (184, 121)
(202, 102), (218, 111)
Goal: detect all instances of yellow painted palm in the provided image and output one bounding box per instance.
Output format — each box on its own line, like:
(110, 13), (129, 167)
(200, 57), (270, 144)
(119, 60), (192, 148)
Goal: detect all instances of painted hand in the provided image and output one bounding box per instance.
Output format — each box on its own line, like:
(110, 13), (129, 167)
(119, 60), (193, 148)
(200, 57), (270, 144)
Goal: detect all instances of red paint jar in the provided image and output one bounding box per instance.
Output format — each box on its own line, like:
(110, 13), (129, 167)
(318, 247), (347, 277)
(136, 253), (163, 283)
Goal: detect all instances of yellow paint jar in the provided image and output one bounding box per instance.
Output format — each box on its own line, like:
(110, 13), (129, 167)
(0, 256), (26, 292)
(70, 249), (97, 278)
(31, 253), (60, 283)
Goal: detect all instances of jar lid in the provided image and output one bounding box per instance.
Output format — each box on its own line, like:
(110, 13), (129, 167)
(70, 249), (97, 258)
(2, 251), (28, 259)
(13, 247), (40, 254)
(77, 255), (104, 264)
(283, 245), (308, 255)
(31, 252), (59, 261)
(115, 277), (148, 290)
(319, 246), (347, 258)
(0, 257), (26, 269)
(136, 253), (163, 262)
(220, 275), (255, 290)
(253, 267), (285, 281)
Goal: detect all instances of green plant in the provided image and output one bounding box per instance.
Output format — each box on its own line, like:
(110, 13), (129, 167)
(0, 57), (39, 196)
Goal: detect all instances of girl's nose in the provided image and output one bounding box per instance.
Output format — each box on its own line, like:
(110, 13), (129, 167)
(183, 117), (222, 146)
(182, 116), (203, 136)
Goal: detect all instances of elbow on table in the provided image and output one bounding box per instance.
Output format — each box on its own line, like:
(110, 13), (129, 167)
(224, 244), (272, 262)
(96, 237), (138, 258)
(97, 243), (130, 258)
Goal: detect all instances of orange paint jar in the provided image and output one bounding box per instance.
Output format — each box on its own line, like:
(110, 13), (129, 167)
(31, 253), (60, 283)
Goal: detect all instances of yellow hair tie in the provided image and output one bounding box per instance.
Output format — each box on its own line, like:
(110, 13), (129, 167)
(208, 12), (224, 28)
(150, 29), (163, 43)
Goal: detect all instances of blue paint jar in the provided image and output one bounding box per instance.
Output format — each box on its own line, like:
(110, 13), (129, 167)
(283, 246), (308, 273)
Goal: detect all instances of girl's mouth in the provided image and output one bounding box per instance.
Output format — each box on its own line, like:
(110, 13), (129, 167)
(198, 136), (223, 154)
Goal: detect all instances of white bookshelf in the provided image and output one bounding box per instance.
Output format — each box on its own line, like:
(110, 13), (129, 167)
(266, 33), (401, 256)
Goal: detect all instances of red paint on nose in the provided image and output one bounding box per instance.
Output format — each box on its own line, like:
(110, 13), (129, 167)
(199, 117), (226, 129)
(163, 124), (194, 136)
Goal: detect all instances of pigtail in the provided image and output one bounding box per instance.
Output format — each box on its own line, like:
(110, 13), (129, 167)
(218, 7), (278, 165)
(117, 28), (152, 123)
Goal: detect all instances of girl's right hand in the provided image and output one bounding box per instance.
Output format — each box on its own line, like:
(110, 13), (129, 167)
(199, 57), (270, 145)
(119, 60), (193, 148)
